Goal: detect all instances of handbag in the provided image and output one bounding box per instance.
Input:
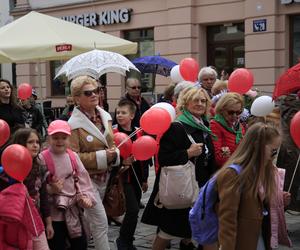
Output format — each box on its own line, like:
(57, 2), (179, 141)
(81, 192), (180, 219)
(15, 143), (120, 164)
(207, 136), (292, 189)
(156, 132), (199, 209)
(103, 169), (126, 217)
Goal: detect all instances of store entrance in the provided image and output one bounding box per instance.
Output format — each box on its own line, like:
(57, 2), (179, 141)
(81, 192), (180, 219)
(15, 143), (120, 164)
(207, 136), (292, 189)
(207, 23), (244, 76)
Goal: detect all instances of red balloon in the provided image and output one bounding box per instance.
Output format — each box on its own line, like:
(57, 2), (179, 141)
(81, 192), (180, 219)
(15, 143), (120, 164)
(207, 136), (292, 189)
(114, 132), (133, 159)
(179, 58), (200, 82)
(132, 136), (157, 160)
(140, 108), (171, 135)
(228, 68), (254, 94)
(290, 111), (300, 148)
(0, 119), (10, 147)
(1, 144), (32, 182)
(18, 83), (32, 100)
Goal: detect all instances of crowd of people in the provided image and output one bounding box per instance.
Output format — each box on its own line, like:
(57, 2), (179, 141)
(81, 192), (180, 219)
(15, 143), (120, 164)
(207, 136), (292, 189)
(0, 64), (294, 250)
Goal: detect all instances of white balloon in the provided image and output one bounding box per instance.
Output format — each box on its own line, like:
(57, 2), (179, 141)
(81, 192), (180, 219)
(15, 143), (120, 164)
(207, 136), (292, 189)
(250, 96), (275, 117)
(152, 102), (176, 121)
(170, 65), (183, 83)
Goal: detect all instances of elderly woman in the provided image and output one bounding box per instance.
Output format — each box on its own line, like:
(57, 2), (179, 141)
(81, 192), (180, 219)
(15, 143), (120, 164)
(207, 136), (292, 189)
(210, 92), (246, 168)
(198, 67), (218, 98)
(68, 76), (120, 250)
(141, 87), (216, 250)
(0, 79), (24, 132)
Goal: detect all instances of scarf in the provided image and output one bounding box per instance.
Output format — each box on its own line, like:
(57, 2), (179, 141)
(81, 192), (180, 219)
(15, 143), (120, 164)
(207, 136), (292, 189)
(213, 114), (243, 144)
(176, 109), (216, 139)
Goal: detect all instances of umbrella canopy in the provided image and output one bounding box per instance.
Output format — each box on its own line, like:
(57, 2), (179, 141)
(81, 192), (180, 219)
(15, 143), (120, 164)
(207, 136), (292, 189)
(132, 55), (177, 76)
(0, 11), (137, 63)
(273, 62), (300, 99)
(56, 49), (139, 80)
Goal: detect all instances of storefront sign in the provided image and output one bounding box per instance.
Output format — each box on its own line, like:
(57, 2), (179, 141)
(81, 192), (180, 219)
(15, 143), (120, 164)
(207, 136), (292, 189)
(253, 19), (267, 32)
(281, 0), (300, 4)
(61, 8), (132, 27)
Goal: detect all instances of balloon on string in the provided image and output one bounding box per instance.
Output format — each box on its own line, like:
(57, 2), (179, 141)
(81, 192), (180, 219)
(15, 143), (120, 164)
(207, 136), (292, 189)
(250, 95), (275, 117)
(113, 132), (133, 159)
(170, 65), (183, 83)
(132, 135), (157, 160)
(290, 111), (300, 148)
(0, 119), (10, 147)
(152, 102), (176, 121)
(179, 58), (199, 82)
(18, 83), (32, 100)
(228, 68), (253, 94)
(140, 107), (171, 135)
(1, 144), (32, 182)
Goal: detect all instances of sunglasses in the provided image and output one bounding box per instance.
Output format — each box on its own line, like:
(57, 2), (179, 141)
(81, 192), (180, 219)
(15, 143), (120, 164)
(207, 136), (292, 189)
(227, 110), (243, 116)
(271, 148), (279, 157)
(82, 87), (100, 97)
(128, 86), (141, 90)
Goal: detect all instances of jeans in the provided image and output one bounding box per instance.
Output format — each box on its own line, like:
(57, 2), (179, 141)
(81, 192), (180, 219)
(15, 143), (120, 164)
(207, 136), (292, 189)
(119, 182), (142, 244)
(85, 179), (110, 250)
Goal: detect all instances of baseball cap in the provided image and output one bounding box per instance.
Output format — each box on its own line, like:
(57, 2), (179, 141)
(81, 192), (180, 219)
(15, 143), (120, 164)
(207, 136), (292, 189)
(47, 120), (71, 135)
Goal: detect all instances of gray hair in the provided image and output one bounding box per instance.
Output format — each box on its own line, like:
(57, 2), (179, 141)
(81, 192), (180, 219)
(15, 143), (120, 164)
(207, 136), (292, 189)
(198, 67), (218, 82)
(173, 81), (194, 99)
(70, 76), (98, 97)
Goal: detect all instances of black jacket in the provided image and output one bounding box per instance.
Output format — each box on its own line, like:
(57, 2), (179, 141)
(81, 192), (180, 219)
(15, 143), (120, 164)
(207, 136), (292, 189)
(0, 103), (24, 132)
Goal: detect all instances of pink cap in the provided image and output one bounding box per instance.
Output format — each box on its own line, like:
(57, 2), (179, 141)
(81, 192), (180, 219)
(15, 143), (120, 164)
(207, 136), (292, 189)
(47, 120), (71, 135)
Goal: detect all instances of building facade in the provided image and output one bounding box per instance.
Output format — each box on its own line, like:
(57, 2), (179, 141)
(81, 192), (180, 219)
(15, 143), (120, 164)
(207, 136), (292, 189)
(10, 0), (300, 110)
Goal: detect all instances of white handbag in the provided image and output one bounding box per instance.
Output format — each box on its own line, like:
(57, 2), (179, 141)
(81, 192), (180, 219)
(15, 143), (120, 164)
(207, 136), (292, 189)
(156, 134), (199, 209)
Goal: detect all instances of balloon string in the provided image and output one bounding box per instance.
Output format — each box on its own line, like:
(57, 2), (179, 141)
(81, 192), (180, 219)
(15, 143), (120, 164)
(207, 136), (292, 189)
(288, 153), (300, 193)
(25, 191), (38, 237)
(117, 127), (143, 148)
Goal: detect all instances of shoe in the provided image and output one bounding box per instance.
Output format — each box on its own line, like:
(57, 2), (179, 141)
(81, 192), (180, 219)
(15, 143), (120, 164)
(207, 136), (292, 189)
(179, 240), (196, 250)
(139, 202), (145, 209)
(108, 217), (122, 226)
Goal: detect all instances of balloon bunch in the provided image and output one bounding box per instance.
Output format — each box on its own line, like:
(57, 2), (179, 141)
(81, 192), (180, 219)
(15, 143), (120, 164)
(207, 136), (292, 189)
(0, 119), (32, 182)
(170, 58), (199, 83)
(114, 103), (176, 161)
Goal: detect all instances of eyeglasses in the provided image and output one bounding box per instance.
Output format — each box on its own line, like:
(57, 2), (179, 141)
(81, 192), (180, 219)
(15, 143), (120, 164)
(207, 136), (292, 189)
(271, 148), (279, 157)
(128, 86), (141, 90)
(226, 110), (243, 116)
(82, 87), (100, 97)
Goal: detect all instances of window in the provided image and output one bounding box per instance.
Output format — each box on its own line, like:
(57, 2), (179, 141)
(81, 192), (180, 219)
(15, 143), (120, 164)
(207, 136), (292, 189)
(290, 15), (300, 66)
(50, 61), (69, 97)
(124, 28), (154, 92)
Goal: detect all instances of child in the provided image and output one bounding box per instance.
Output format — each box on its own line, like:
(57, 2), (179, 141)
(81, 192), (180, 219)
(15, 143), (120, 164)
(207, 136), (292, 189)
(113, 99), (149, 250)
(40, 120), (96, 250)
(1, 128), (51, 250)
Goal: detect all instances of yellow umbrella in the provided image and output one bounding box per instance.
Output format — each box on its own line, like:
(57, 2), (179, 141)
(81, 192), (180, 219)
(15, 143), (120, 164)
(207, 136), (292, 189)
(0, 11), (137, 63)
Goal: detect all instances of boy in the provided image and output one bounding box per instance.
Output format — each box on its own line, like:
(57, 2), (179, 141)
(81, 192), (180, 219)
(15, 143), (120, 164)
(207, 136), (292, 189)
(113, 99), (149, 250)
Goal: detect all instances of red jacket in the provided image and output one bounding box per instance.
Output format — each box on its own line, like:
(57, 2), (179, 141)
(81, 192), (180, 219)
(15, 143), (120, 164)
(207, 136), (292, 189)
(210, 120), (246, 168)
(0, 183), (44, 250)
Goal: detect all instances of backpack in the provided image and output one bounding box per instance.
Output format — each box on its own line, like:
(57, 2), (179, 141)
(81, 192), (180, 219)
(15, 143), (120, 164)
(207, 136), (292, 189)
(189, 164), (242, 245)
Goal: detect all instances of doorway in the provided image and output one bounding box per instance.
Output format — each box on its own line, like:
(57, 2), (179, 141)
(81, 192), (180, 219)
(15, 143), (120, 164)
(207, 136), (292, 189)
(207, 23), (244, 76)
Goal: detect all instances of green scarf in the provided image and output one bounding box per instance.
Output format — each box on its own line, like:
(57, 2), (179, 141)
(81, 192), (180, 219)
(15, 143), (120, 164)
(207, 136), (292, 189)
(176, 109), (216, 139)
(213, 114), (243, 144)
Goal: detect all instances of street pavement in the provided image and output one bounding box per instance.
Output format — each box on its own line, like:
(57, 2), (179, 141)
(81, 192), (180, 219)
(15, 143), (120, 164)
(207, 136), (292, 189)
(94, 167), (300, 250)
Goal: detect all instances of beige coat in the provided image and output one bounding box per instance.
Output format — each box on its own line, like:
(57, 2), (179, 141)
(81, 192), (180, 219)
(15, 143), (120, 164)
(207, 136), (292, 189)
(216, 168), (269, 250)
(68, 106), (120, 175)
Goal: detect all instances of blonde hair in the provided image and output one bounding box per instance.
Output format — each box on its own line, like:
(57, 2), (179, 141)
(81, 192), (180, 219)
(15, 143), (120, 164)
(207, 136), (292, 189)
(211, 80), (228, 96)
(177, 87), (211, 116)
(70, 76), (98, 97)
(221, 122), (279, 203)
(215, 92), (244, 114)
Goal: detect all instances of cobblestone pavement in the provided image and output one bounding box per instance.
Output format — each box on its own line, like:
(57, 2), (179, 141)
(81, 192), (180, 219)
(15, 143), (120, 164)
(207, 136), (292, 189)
(90, 167), (300, 250)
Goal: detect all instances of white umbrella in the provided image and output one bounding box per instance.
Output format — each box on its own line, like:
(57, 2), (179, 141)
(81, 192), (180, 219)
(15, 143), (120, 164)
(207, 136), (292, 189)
(55, 49), (139, 80)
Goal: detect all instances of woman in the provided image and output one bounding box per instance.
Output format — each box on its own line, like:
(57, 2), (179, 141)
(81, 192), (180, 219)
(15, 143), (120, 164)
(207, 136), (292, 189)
(210, 92), (246, 168)
(216, 122), (292, 250)
(0, 79), (24, 132)
(198, 67), (218, 98)
(142, 87), (216, 250)
(68, 75), (119, 250)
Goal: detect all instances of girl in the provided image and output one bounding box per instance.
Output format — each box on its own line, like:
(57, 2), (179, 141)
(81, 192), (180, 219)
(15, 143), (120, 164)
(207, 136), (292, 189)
(11, 128), (54, 250)
(40, 120), (95, 250)
(216, 122), (291, 250)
